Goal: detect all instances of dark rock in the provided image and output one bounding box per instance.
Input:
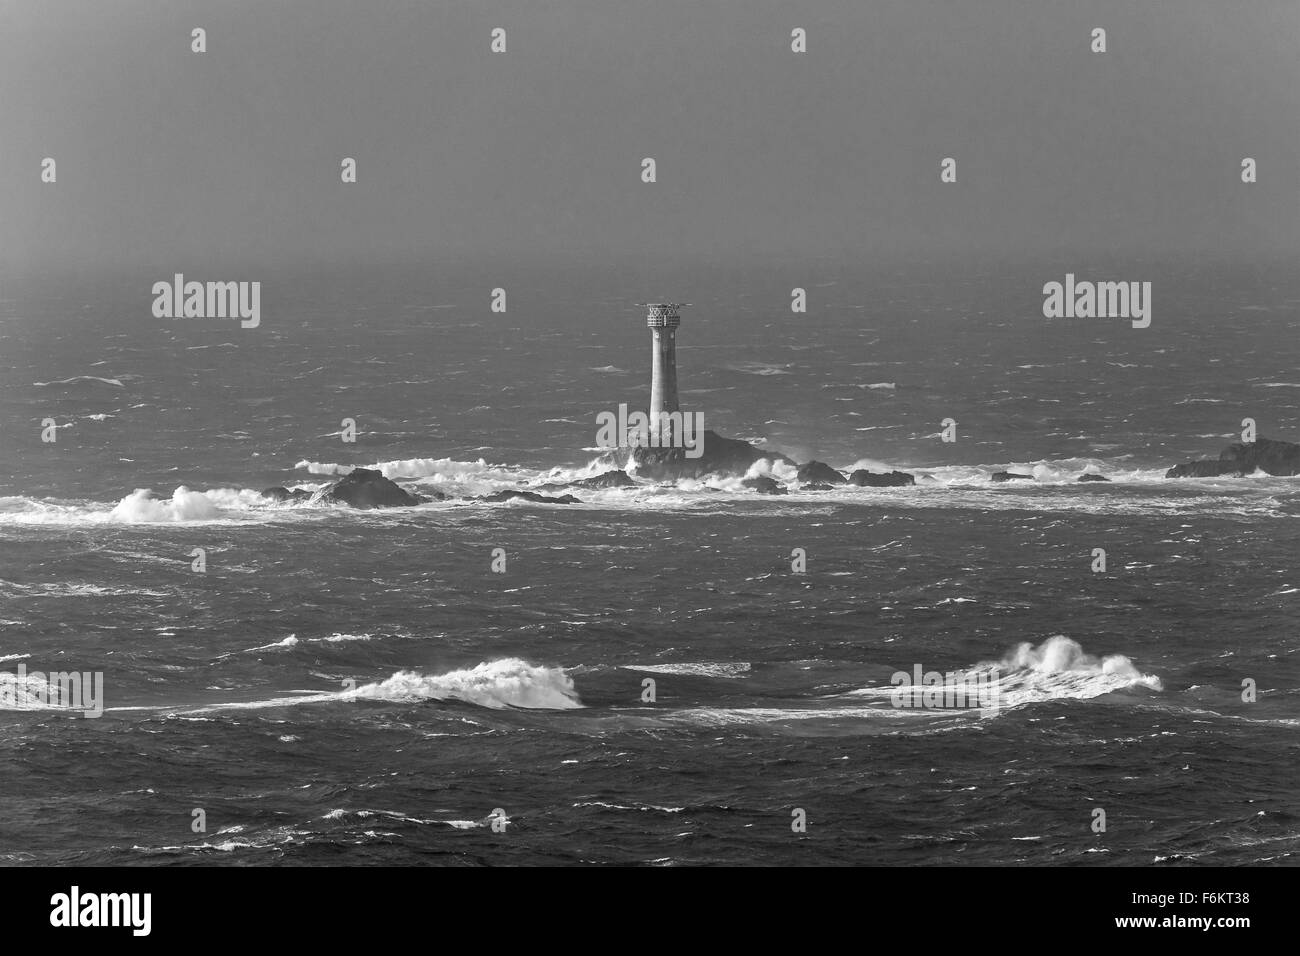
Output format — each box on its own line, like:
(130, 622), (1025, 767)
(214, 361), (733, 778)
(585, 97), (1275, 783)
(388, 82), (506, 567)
(536, 469), (636, 492)
(1076, 473), (1110, 482)
(848, 469), (916, 487)
(1164, 436), (1300, 478)
(597, 429), (795, 480)
(802, 482), (837, 491)
(991, 471), (1034, 482)
(1165, 460), (1242, 479)
(741, 475), (788, 495)
(1220, 437), (1300, 476)
(261, 486), (313, 503)
(316, 468), (424, 508)
(475, 490), (580, 504)
(796, 461), (847, 485)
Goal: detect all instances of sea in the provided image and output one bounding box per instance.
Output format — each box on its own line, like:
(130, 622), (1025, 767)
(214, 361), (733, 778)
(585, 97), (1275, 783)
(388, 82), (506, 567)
(1, 257), (1297, 865)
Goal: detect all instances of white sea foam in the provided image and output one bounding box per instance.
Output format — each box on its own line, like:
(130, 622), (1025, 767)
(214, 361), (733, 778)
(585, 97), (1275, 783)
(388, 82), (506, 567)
(1, 444), (1291, 529)
(626, 662), (752, 678)
(136, 658), (583, 715)
(986, 635), (1164, 704)
(110, 487), (223, 522)
(33, 376), (124, 388)
(680, 637), (1161, 729)
(0, 489), (280, 526)
(244, 636), (299, 653)
(350, 659), (582, 709)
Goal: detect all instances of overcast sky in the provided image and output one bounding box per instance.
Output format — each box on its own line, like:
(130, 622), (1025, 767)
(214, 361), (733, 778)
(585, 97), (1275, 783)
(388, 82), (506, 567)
(2, 0), (1297, 274)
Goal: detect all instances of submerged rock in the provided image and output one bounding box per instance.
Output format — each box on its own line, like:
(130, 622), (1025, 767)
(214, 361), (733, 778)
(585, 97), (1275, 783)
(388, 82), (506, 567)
(316, 468), (427, 508)
(991, 471), (1034, 482)
(1165, 460), (1242, 479)
(599, 430), (795, 480)
(475, 490), (580, 504)
(796, 461), (847, 485)
(261, 486), (313, 503)
(802, 482), (837, 491)
(848, 469), (915, 487)
(536, 469), (636, 492)
(742, 475), (788, 495)
(1076, 473), (1110, 482)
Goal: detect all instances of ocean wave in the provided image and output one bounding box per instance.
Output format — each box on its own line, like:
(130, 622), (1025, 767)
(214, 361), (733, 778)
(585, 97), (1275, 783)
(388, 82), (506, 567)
(228, 633), (376, 656)
(33, 376), (124, 388)
(625, 662), (752, 678)
(133, 658), (583, 715)
(846, 635), (1161, 705)
(986, 635), (1163, 703)
(243, 636), (300, 653)
(675, 637), (1161, 730)
(725, 362), (793, 376)
(350, 659), (582, 710)
(3, 443), (1295, 529)
(108, 487), (271, 523)
(0, 488), (282, 526)
(0, 581), (170, 598)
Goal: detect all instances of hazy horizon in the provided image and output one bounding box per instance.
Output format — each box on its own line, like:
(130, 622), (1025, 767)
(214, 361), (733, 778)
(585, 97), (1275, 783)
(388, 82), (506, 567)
(1, 0), (1297, 276)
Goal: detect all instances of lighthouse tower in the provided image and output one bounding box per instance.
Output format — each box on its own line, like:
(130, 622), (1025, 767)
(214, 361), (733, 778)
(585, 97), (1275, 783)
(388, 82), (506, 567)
(639, 303), (687, 445)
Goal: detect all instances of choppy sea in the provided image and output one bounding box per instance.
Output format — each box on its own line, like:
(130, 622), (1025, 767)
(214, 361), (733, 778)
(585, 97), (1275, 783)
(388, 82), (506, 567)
(1, 259), (1297, 865)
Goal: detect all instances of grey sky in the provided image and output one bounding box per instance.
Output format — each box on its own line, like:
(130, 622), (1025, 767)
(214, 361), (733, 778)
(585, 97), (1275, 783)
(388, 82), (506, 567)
(2, 0), (1297, 273)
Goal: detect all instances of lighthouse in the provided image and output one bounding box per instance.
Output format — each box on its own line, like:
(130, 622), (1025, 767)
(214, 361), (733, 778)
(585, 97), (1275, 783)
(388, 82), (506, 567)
(639, 303), (688, 445)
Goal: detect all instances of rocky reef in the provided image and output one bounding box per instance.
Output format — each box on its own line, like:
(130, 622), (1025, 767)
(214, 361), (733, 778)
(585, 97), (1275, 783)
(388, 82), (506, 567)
(742, 475), (788, 495)
(261, 468), (581, 509)
(262, 468), (431, 509)
(596, 430), (796, 481)
(261, 486), (313, 504)
(1166, 436), (1300, 478)
(848, 469), (915, 487)
(473, 490), (580, 505)
(535, 470), (636, 492)
(796, 461), (848, 485)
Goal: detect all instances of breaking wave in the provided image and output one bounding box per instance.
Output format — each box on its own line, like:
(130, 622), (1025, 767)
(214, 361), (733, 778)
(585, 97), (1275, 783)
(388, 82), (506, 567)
(129, 658), (584, 715)
(981, 635), (1163, 705)
(679, 637), (1161, 729)
(349, 658), (582, 710)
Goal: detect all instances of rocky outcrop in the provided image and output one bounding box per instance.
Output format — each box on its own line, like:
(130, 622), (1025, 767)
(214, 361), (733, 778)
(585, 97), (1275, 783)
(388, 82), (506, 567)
(849, 469), (915, 487)
(536, 470), (636, 492)
(802, 482), (837, 491)
(742, 475), (788, 495)
(1165, 437), (1300, 478)
(991, 471), (1034, 482)
(475, 490), (580, 504)
(313, 468), (429, 508)
(1165, 460), (1242, 479)
(796, 461), (847, 485)
(598, 430), (795, 480)
(1076, 473), (1110, 482)
(1220, 437), (1300, 476)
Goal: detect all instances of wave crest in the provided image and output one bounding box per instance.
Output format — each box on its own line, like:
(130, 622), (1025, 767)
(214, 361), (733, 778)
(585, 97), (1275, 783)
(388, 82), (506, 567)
(350, 658), (582, 710)
(987, 635), (1163, 704)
